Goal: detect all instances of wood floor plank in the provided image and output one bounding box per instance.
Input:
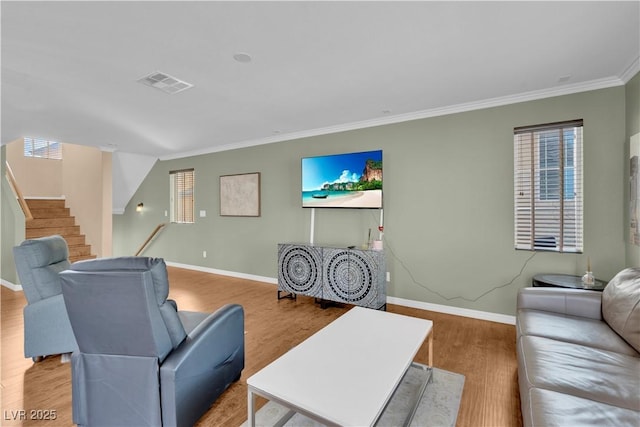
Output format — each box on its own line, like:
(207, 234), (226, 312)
(1, 267), (522, 426)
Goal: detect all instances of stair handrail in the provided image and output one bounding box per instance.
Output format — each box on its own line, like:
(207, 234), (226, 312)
(5, 161), (33, 221)
(135, 223), (167, 256)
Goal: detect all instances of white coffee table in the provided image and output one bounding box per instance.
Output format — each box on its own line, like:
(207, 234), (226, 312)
(247, 306), (433, 426)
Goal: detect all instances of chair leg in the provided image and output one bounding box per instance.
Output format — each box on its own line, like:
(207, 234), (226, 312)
(32, 356), (44, 363)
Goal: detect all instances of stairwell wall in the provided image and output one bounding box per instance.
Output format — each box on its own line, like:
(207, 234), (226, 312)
(1, 146), (26, 285)
(6, 140), (63, 196)
(61, 144), (112, 258)
(4, 140), (112, 258)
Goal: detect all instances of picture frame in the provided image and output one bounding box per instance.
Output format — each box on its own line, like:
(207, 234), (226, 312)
(220, 172), (261, 217)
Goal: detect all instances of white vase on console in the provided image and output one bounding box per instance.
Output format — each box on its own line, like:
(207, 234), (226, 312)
(582, 271), (595, 288)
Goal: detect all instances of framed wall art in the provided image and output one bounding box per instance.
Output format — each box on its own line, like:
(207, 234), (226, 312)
(220, 172), (261, 217)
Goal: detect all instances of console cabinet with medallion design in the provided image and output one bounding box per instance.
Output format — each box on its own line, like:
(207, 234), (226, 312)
(277, 243), (386, 310)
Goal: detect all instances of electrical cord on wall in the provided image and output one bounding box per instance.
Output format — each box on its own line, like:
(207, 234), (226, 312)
(370, 211), (538, 302)
(383, 239), (538, 302)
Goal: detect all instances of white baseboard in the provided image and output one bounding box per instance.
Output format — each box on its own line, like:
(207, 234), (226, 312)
(2, 262), (516, 324)
(386, 296), (515, 325)
(1, 279), (22, 291)
(166, 261), (515, 325)
(165, 261), (278, 285)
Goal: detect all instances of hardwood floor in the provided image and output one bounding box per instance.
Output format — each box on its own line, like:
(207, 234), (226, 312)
(1, 267), (523, 426)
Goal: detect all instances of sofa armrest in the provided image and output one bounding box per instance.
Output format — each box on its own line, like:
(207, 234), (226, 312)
(160, 304), (244, 427)
(517, 287), (603, 320)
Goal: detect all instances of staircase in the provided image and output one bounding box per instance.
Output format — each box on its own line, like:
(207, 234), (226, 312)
(25, 199), (96, 263)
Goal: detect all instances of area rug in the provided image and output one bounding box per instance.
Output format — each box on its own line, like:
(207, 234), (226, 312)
(241, 367), (464, 427)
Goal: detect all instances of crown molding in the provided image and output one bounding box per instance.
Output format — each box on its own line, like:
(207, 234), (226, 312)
(99, 145), (119, 153)
(620, 56), (640, 83)
(160, 75), (628, 161)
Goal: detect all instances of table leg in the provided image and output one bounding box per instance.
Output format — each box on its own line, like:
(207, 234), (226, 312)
(402, 363), (432, 427)
(247, 388), (256, 427)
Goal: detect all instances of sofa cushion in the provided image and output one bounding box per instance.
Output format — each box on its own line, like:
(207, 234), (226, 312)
(518, 335), (640, 411)
(517, 309), (639, 356)
(527, 388), (640, 427)
(517, 287), (603, 320)
(602, 268), (640, 353)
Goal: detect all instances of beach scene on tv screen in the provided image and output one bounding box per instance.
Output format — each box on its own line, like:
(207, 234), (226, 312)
(302, 150), (382, 208)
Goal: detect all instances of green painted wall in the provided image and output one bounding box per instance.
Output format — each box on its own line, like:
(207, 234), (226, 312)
(1, 146), (26, 284)
(113, 85), (627, 316)
(626, 72), (640, 267)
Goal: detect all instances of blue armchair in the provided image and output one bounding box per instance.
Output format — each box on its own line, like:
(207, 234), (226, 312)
(12, 235), (78, 361)
(60, 256), (245, 427)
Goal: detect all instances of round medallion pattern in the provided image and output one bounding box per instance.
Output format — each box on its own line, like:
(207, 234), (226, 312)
(325, 251), (373, 302)
(279, 246), (321, 293)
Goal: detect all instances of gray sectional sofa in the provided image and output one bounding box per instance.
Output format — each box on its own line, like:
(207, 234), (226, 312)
(516, 268), (640, 426)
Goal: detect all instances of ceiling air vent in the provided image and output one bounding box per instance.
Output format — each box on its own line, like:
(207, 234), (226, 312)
(137, 71), (193, 94)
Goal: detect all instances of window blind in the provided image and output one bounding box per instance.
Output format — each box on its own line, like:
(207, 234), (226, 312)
(23, 137), (62, 159)
(514, 120), (583, 253)
(170, 169), (194, 224)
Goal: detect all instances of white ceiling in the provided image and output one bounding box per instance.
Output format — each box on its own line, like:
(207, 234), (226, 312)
(2, 1), (639, 160)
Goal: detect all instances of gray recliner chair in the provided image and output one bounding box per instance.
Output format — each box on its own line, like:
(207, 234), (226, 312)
(12, 235), (78, 361)
(60, 256), (245, 427)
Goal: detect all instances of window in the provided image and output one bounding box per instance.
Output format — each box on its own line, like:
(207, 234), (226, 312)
(170, 169), (194, 223)
(514, 120), (583, 252)
(23, 137), (62, 159)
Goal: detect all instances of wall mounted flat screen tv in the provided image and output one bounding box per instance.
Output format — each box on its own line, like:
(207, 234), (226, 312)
(302, 149), (382, 208)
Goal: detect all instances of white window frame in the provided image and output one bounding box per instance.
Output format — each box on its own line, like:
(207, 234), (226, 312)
(514, 120), (583, 253)
(169, 169), (195, 224)
(23, 137), (62, 159)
